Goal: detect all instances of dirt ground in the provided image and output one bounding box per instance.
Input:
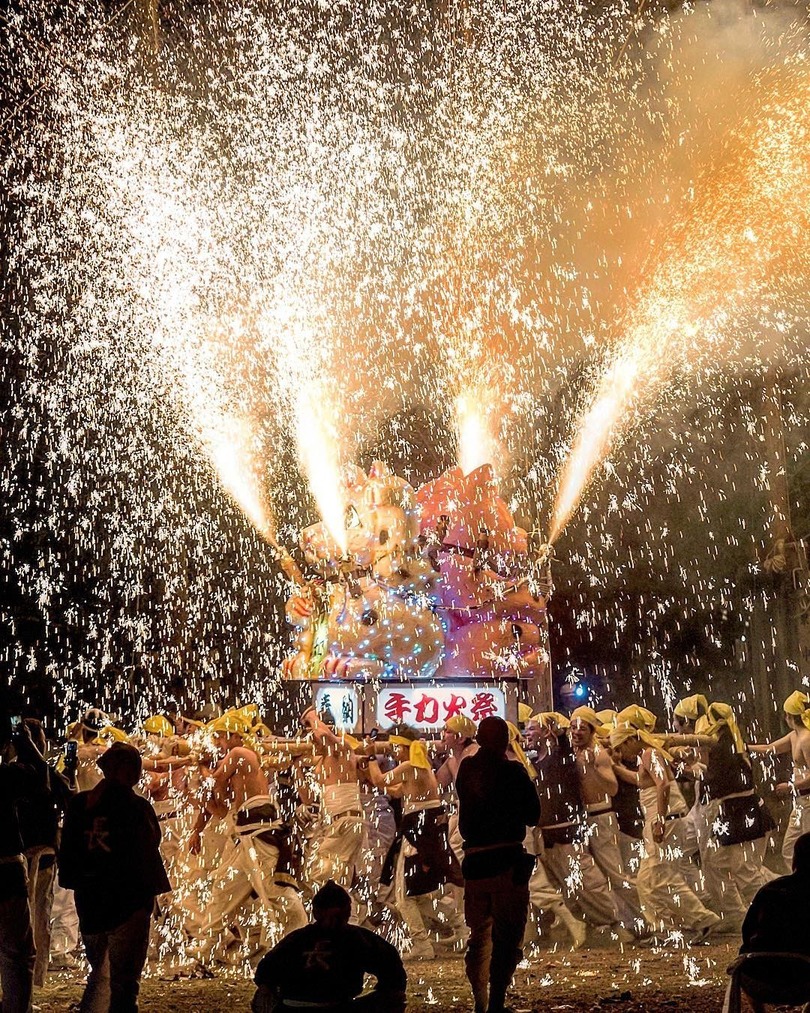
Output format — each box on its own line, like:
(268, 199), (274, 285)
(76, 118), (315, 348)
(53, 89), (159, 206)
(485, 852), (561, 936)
(36, 941), (737, 1012)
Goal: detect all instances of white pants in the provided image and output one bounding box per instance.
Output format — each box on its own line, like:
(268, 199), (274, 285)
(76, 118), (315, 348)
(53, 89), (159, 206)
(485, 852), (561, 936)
(191, 836), (306, 960)
(50, 883), (80, 959)
(24, 847), (56, 986)
(541, 835), (620, 928)
(783, 793), (810, 866)
(305, 812), (367, 892)
(393, 841), (433, 946)
(636, 816), (719, 934)
(448, 812), (464, 867)
(584, 812), (643, 929)
(694, 798), (771, 931)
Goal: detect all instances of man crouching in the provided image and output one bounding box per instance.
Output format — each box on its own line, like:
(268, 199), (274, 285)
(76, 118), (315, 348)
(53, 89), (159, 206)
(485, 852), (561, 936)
(252, 881), (406, 1013)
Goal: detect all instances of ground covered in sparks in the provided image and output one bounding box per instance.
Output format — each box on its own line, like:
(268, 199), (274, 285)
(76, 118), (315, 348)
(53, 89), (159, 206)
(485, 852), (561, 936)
(36, 943), (736, 1011)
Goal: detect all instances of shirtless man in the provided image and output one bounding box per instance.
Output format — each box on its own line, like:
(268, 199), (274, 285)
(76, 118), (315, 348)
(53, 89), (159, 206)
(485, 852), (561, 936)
(749, 690), (810, 865)
(436, 716), (478, 864)
(188, 714), (306, 963)
(571, 706), (643, 933)
(299, 707), (367, 893)
(522, 714), (591, 948)
(611, 726), (720, 940)
(366, 726), (462, 960)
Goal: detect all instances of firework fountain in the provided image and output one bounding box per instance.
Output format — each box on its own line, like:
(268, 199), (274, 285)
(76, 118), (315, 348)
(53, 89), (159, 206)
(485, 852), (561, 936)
(1, 0), (809, 731)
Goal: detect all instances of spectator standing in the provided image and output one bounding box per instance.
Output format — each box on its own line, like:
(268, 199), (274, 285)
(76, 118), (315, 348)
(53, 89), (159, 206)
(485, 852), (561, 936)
(16, 719), (74, 986)
(59, 742), (170, 1013)
(456, 716), (541, 1013)
(0, 720), (49, 1013)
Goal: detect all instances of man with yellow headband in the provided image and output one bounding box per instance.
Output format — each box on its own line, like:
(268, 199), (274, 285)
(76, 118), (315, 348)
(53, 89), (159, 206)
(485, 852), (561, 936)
(570, 706), (644, 935)
(299, 708), (368, 896)
(528, 712), (628, 945)
(611, 725), (721, 941)
(667, 699), (775, 932)
(523, 714), (600, 949)
(187, 711), (307, 965)
(369, 725), (463, 960)
(436, 716), (479, 865)
(750, 690), (810, 864)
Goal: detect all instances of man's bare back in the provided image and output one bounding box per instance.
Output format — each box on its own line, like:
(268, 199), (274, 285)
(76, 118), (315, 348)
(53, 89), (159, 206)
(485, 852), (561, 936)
(212, 745), (268, 814)
(302, 710), (359, 787)
(750, 720), (810, 796)
(384, 762), (440, 810)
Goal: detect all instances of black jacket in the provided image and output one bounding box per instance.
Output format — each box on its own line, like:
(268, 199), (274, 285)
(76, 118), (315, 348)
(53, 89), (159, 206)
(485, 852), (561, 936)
(741, 873), (810, 955)
(59, 780), (170, 932)
(255, 923), (406, 1003)
(457, 748), (540, 879)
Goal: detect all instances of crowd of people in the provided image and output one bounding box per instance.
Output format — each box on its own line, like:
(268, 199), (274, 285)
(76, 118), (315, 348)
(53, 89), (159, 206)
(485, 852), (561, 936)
(3, 687), (810, 1012)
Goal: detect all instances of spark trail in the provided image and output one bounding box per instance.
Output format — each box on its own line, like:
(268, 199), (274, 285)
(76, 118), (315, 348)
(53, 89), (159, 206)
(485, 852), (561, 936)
(550, 58), (810, 542)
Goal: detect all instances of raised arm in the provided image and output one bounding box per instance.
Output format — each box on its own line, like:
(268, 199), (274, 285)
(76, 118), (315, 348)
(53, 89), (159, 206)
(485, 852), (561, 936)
(748, 732), (792, 756)
(368, 760), (408, 798)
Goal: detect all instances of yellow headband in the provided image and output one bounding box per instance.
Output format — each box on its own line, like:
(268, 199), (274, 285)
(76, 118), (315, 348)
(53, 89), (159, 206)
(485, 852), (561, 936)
(507, 722), (537, 780)
(609, 723), (672, 761)
(208, 711), (252, 735)
(617, 705), (657, 733)
(517, 703), (533, 724)
(570, 706), (610, 737)
(531, 711), (570, 730)
(93, 725), (129, 745)
(674, 694), (709, 723)
(143, 715), (173, 737)
(233, 705), (261, 728)
(595, 709), (618, 728)
(445, 715), (476, 738)
(704, 702), (748, 757)
(784, 691), (810, 729)
(390, 735), (430, 769)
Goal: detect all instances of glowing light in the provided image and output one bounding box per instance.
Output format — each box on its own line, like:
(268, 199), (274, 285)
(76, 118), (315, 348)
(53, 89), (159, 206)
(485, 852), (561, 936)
(205, 415), (274, 542)
(550, 61), (810, 542)
(295, 388), (347, 552)
(455, 388), (502, 476)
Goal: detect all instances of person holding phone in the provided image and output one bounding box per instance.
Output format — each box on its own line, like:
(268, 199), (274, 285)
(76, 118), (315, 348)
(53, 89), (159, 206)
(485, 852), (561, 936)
(0, 717), (49, 1013)
(15, 719), (75, 987)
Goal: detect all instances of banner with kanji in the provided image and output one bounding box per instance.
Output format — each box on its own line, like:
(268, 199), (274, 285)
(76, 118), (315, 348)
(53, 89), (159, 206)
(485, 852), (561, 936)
(376, 685), (506, 730)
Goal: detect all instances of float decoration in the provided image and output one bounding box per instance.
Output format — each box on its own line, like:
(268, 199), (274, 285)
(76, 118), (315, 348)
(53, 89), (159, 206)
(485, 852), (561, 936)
(282, 461), (552, 682)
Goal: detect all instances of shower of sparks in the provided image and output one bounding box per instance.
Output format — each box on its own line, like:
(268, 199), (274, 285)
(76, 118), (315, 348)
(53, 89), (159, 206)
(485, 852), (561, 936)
(1, 0), (809, 725)
(550, 57), (810, 542)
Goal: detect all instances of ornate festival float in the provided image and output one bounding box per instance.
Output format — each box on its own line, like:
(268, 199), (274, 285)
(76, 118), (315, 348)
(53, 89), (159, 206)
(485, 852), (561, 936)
(276, 460), (554, 735)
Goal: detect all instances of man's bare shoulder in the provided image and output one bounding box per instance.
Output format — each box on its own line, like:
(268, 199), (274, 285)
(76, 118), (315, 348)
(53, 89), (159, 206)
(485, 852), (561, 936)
(220, 746), (260, 767)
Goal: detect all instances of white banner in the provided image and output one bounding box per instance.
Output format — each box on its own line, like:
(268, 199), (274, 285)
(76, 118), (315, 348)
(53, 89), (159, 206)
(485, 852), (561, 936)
(376, 684), (506, 730)
(314, 686), (361, 732)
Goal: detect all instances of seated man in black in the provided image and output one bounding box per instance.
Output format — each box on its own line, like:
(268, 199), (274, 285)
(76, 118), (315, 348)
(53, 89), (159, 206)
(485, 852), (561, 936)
(252, 881), (406, 1013)
(724, 831), (810, 1013)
